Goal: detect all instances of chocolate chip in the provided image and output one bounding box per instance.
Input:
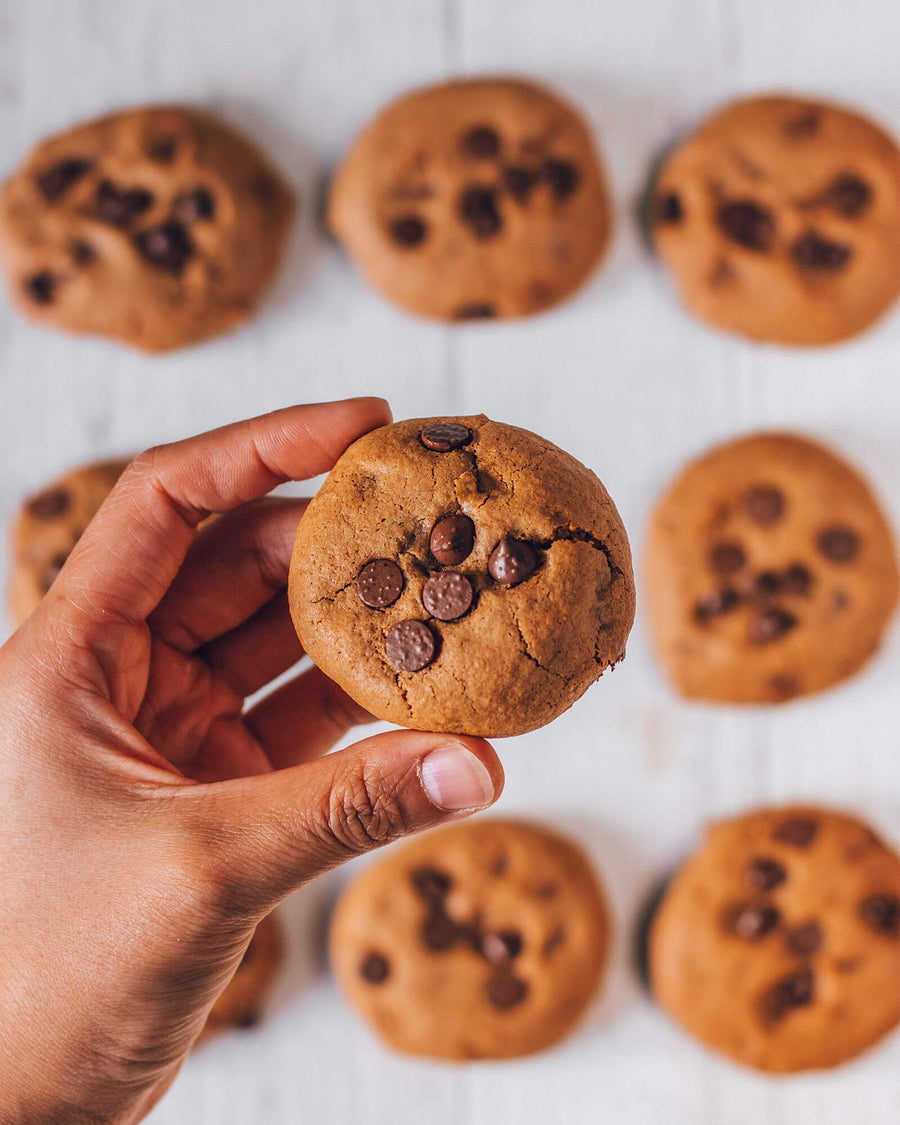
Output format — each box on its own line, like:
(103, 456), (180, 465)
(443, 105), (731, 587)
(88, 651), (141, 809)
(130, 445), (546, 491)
(421, 912), (459, 951)
(172, 187), (215, 224)
(541, 926), (566, 957)
(764, 967), (815, 1020)
(745, 858), (787, 892)
(743, 485), (785, 525)
(490, 853), (509, 877)
(486, 972), (528, 1010)
(422, 572), (473, 621)
(488, 536), (539, 586)
(37, 158), (92, 202)
(543, 158), (580, 200)
(480, 931), (522, 962)
(456, 303), (496, 319)
(26, 272), (56, 304)
(533, 882), (558, 899)
(70, 240), (96, 265)
(791, 230), (852, 271)
(781, 563), (812, 596)
(147, 136), (177, 163)
(817, 526), (859, 563)
(357, 558), (404, 608)
(411, 866), (452, 902)
(753, 570), (782, 598)
(430, 514), (475, 566)
(385, 619), (436, 672)
(360, 951), (390, 983)
(709, 541), (746, 575)
(234, 1008), (262, 1029)
(95, 179), (154, 227)
(27, 488), (70, 520)
(694, 587), (740, 621)
(504, 165), (538, 202)
(773, 818), (818, 848)
(749, 607), (797, 644)
(389, 215), (427, 247)
(135, 222), (194, 275)
(654, 192), (683, 224)
(783, 111), (820, 138)
(420, 423), (472, 452)
(459, 185), (503, 239)
(41, 554), (69, 593)
(716, 200), (775, 251)
(730, 903), (780, 941)
(826, 173), (872, 218)
(860, 894), (900, 937)
(462, 125), (501, 159)
(786, 920), (824, 957)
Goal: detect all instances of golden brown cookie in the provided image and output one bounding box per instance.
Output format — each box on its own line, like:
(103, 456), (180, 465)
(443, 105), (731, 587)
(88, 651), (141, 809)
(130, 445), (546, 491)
(650, 95), (900, 344)
(288, 416), (635, 737)
(328, 78), (611, 320)
(330, 819), (610, 1060)
(197, 912), (284, 1044)
(0, 105), (294, 351)
(648, 806), (900, 1072)
(7, 457), (131, 626)
(645, 433), (899, 703)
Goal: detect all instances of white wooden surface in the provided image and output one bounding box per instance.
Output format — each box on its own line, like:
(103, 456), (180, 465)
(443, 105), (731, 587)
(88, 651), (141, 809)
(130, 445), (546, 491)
(2, 1), (900, 1121)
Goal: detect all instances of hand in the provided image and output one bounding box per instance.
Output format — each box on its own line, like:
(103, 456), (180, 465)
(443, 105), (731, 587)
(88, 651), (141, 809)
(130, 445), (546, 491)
(0, 399), (503, 1125)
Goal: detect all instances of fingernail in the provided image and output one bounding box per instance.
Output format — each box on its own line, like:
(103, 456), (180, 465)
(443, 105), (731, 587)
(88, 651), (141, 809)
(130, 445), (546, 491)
(419, 745), (494, 811)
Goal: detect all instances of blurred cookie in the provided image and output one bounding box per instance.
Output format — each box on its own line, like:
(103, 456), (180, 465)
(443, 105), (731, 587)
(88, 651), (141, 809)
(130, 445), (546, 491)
(288, 415), (635, 737)
(329, 818), (610, 1060)
(0, 105), (294, 351)
(650, 95), (900, 344)
(198, 912), (283, 1043)
(645, 433), (898, 703)
(328, 78), (611, 320)
(648, 806), (900, 1072)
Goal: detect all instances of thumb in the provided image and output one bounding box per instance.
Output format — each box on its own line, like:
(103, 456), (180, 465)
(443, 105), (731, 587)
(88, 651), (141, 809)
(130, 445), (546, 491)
(189, 730), (503, 912)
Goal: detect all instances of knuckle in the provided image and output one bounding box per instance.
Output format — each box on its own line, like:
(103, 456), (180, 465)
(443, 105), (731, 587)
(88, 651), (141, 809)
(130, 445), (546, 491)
(319, 765), (410, 856)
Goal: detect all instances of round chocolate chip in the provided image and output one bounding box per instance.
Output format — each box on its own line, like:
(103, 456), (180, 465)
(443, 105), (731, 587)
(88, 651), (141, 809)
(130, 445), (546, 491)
(860, 894), (900, 937)
(817, 525), (859, 563)
(172, 187), (215, 224)
(742, 485), (785, 525)
(543, 158), (579, 200)
(430, 514), (475, 566)
(731, 903), (780, 941)
(420, 423), (472, 452)
(781, 563), (813, 596)
(745, 858), (787, 892)
(826, 173), (872, 218)
(456, 303), (496, 320)
(716, 200), (775, 251)
(385, 619), (436, 672)
(694, 587), (740, 621)
(786, 920), (824, 957)
(749, 608), (797, 644)
(147, 136), (177, 163)
(480, 931), (523, 963)
(503, 165), (538, 202)
(486, 971), (528, 1010)
(459, 185), (502, 239)
(95, 179), (154, 227)
(357, 559), (404, 608)
(764, 967), (815, 1020)
(37, 158), (92, 203)
(26, 488), (70, 520)
(135, 222), (194, 275)
(411, 866), (452, 902)
(389, 214), (427, 247)
(753, 570), (782, 598)
(422, 572), (473, 621)
(772, 818), (818, 847)
(488, 536), (538, 586)
(360, 951), (390, 984)
(462, 125), (501, 159)
(709, 541), (746, 575)
(421, 912), (459, 951)
(70, 240), (96, 266)
(26, 272), (56, 305)
(654, 191), (683, 224)
(791, 230), (852, 271)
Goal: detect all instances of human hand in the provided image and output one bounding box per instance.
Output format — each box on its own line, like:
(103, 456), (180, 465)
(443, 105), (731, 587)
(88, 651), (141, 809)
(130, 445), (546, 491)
(0, 398), (503, 1125)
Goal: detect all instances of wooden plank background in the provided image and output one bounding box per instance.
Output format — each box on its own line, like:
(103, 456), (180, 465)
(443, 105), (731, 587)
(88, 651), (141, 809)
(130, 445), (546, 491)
(1, 1), (898, 1122)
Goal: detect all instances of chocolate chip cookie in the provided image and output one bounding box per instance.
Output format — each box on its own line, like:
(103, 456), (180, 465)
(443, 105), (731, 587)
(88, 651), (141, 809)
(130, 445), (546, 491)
(648, 806), (900, 1072)
(330, 818), (610, 1060)
(0, 105), (294, 352)
(288, 416), (635, 737)
(645, 433), (899, 703)
(8, 457), (130, 626)
(649, 95), (900, 344)
(328, 78), (611, 320)
(198, 912), (284, 1044)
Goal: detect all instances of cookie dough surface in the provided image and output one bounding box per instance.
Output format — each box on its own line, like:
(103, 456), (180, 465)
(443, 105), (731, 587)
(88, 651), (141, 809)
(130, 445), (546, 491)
(649, 806), (900, 1072)
(288, 415), (635, 737)
(0, 104), (294, 352)
(329, 818), (610, 1060)
(328, 78), (611, 320)
(646, 432), (899, 704)
(198, 912), (283, 1043)
(650, 95), (900, 344)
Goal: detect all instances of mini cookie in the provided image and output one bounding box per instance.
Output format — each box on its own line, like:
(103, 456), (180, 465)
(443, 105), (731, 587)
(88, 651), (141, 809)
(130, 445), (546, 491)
(650, 95), (900, 344)
(8, 458), (130, 626)
(198, 912), (283, 1043)
(328, 78), (611, 320)
(288, 416), (634, 737)
(648, 806), (900, 1072)
(0, 105), (294, 352)
(330, 818), (610, 1060)
(645, 433), (899, 703)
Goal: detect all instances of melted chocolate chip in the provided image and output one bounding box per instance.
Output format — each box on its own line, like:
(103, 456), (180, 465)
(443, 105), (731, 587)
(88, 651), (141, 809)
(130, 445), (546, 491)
(753, 570), (782, 598)
(694, 587), (740, 621)
(781, 563), (812, 596)
(430, 514), (475, 566)
(783, 111), (820, 138)
(860, 894), (900, 937)
(826, 173), (872, 218)
(543, 158), (580, 200)
(420, 423), (472, 452)
(488, 536), (538, 585)
(37, 158), (92, 202)
(504, 165), (538, 202)
(486, 971), (528, 1010)
(541, 926), (566, 957)
(462, 125), (501, 159)
(480, 931), (522, 963)
(135, 222), (194, 275)
(786, 920), (824, 957)
(716, 200), (775, 251)
(357, 559), (404, 608)
(731, 903), (780, 941)
(791, 230), (851, 271)
(95, 179), (154, 227)
(709, 541), (746, 575)
(411, 867), (452, 902)
(172, 187), (215, 224)
(70, 240), (95, 265)
(421, 912), (460, 951)
(459, 185), (503, 239)
(147, 136), (177, 163)
(456, 303), (496, 319)
(743, 485), (785, 525)
(360, 951), (390, 983)
(745, 858), (787, 892)
(384, 619), (436, 672)
(764, 967), (815, 1020)
(26, 272), (56, 305)
(773, 818), (818, 848)
(817, 526), (859, 563)
(749, 607), (797, 644)
(422, 572), (473, 621)
(654, 192), (683, 224)
(390, 215), (427, 247)
(27, 488), (70, 520)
